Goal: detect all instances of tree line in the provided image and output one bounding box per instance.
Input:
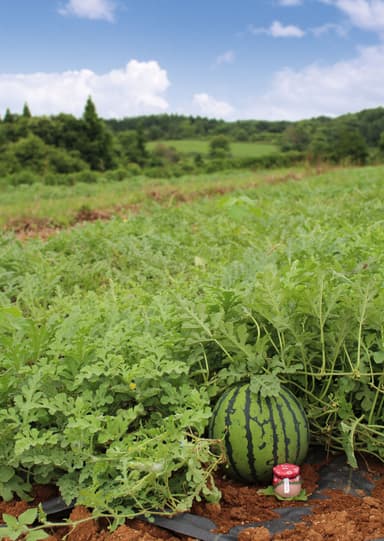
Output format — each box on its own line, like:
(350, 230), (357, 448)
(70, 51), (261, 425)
(106, 115), (289, 143)
(108, 107), (384, 165)
(1, 97), (384, 185)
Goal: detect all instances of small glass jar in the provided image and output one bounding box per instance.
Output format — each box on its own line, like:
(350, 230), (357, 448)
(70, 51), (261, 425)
(273, 464), (302, 499)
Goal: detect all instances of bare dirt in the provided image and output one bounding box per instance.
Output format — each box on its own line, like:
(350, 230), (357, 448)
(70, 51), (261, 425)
(2, 455), (384, 540)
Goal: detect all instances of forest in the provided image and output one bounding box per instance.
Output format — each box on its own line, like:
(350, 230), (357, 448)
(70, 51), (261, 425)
(1, 96), (384, 185)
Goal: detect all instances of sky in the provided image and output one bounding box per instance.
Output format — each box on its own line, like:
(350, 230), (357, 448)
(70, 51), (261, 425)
(1, 0), (384, 121)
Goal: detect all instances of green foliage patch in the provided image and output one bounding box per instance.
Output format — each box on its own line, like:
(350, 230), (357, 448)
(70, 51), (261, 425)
(147, 139), (278, 157)
(2, 165), (384, 522)
(3, 103), (384, 187)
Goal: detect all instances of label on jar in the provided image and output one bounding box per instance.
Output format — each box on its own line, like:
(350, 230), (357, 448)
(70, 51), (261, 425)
(283, 477), (290, 494)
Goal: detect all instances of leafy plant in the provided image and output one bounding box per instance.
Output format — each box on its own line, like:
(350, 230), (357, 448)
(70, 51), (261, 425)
(1, 508), (49, 540)
(2, 164), (384, 522)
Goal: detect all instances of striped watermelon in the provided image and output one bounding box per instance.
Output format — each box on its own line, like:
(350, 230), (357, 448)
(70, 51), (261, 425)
(209, 383), (309, 483)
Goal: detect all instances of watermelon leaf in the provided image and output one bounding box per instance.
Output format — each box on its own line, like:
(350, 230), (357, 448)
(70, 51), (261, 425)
(250, 374), (281, 398)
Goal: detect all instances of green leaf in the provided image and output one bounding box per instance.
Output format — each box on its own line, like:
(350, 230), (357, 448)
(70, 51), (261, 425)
(0, 484), (14, 502)
(26, 530), (50, 541)
(37, 504), (47, 524)
(249, 374), (281, 398)
(0, 465), (14, 483)
(2, 513), (20, 529)
(373, 351), (384, 364)
(18, 507), (38, 526)
(0, 527), (21, 541)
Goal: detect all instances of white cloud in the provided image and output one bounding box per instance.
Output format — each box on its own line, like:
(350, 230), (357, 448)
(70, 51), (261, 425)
(243, 44), (384, 120)
(216, 50), (236, 65)
(193, 93), (234, 118)
(310, 22), (349, 37)
(278, 0), (303, 5)
(323, 0), (384, 33)
(270, 20), (305, 36)
(58, 0), (116, 22)
(251, 20), (305, 37)
(0, 61), (170, 118)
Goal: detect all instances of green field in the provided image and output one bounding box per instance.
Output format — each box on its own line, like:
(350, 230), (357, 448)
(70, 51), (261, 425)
(147, 138), (278, 156)
(0, 167), (303, 227)
(2, 164), (384, 524)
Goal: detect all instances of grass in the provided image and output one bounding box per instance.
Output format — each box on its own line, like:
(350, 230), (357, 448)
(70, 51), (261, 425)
(0, 167), (306, 227)
(147, 139), (278, 157)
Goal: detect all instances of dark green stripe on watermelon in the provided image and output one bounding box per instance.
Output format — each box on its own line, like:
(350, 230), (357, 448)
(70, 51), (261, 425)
(244, 386), (258, 481)
(274, 392), (292, 462)
(223, 385), (249, 482)
(209, 383), (309, 483)
(209, 385), (231, 438)
(280, 388), (309, 464)
(265, 396), (279, 469)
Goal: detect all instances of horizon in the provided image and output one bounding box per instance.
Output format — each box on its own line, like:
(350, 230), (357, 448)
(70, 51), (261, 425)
(2, 1), (384, 122)
(7, 101), (381, 124)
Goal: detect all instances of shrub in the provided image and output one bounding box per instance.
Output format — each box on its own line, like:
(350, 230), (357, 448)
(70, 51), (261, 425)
(9, 170), (40, 185)
(48, 147), (88, 174)
(71, 170), (99, 184)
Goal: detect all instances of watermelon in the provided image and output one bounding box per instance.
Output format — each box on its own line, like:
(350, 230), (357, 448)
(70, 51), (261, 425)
(209, 383), (309, 483)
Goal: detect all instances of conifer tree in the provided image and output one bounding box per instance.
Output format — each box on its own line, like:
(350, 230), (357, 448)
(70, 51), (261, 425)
(80, 96), (115, 170)
(22, 103), (32, 118)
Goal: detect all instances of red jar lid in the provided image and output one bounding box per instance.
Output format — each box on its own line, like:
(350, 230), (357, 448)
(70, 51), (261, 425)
(273, 463), (300, 479)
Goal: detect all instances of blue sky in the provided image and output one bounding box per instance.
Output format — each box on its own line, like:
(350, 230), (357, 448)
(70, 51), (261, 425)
(1, 0), (384, 120)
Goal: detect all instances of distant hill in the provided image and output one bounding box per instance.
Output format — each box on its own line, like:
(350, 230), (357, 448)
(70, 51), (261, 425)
(105, 107), (384, 148)
(106, 114), (290, 143)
